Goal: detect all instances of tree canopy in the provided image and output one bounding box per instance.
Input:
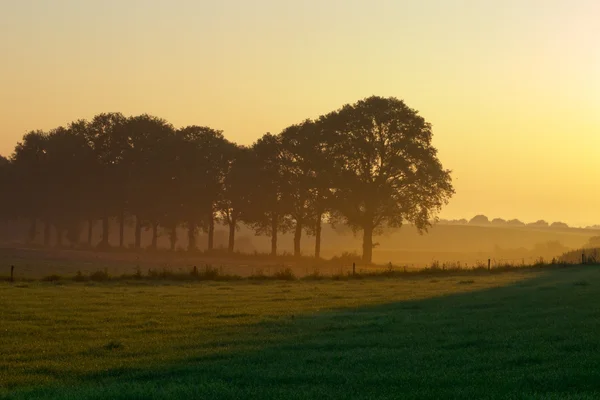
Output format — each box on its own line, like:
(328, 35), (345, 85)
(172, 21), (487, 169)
(0, 96), (453, 263)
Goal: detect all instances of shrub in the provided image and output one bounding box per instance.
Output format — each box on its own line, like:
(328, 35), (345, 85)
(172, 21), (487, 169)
(90, 270), (110, 282)
(272, 268), (296, 281)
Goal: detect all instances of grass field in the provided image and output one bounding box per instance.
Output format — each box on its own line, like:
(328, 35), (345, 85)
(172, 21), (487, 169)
(2, 267), (600, 399)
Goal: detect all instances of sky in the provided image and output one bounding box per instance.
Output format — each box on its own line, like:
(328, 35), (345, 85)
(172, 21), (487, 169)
(0, 0), (598, 227)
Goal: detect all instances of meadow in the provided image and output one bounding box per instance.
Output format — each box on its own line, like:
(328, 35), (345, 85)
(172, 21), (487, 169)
(2, 266), (600, 399)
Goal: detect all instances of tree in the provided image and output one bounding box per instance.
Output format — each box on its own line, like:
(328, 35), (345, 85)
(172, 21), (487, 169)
(280, 120), (334, 257)
(247, 133), (293, 256)
(84, 113), (127, 248)
(469, 215), (490, 225)
(121, 115), (176, 250)
(507, 219), (525, 226)
(0, 155), (11, 225)
(216, 145), (255, 253)
(11, 130), (51, 244)
(491, 218), (507, 226)
(527, 220), (549, 228)
(320, 96), (454, 263)
(175, 126), (230, 252)
(44, 126), (95, 246)
(550, 222), (569, 229)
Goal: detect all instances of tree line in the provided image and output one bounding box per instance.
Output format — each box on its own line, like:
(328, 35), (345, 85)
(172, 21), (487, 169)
(0, 96), (454, 263)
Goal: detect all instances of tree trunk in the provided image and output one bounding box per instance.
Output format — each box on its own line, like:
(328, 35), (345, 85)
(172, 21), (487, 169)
(362, 224), (374, 264)
(43, 221), (51, 247)
(118, 210), (125, 248)
(187, 221), (197, 252)
(134, 216), (142, 249)
(28, 218), (37, 243)
(150, 221), (158, 250)
(101, 213), (109, 248)
(207, 210), (215, 251)
(314, 213), (322, 259)
(293, 220), (302, 257)
(87, 218), (93, 246)
(271, 213), (278, 256)
(228, 215), (236, 253)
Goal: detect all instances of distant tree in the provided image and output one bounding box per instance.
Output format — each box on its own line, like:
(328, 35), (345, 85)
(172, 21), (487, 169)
(320, 96), (454, 263)
(506, 219), (525, 226)
(550, 222), (569, 229)
(469, 215), (490, 225)
(527, 220), (549, 228)
(491, 218), (507, 226)
(455, 218), (468, 225)
(585, 236), (600, 248)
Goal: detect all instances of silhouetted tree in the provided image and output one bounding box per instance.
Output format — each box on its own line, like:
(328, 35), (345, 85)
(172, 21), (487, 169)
(550, 222), (569, 229)
(280, 120), (334, 257)
(507, 219), (525, 226)
(320, 96), (454, 263)
(11, 131), (51, 244)
(84, 113), (127, 248)
(469, 215), (490, 225)
(248, 133), (293, 256)
(216, 145), (255, 253)
(0, 155), (11, 226)
(121, 115), (176, 250)
(527, 220), (549, 228)
(491, 218), (507, 226)
(44, 126), (95, 246)
(175, 126), (230, 252)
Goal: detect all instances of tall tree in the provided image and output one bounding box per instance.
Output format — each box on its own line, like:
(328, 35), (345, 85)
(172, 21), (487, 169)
(44, 126), (95, 247)
(84, 113), (127, 249)
(248, 134), (292, 256)
(320, 96), (454, 263)
(0, 155), (11, 227)
(122, 114), (176, 250)
(11, 131), (50, 245)
(280, 120), (334, 258)
(176, 126), (230, 252)
(216, 145), (256, 253)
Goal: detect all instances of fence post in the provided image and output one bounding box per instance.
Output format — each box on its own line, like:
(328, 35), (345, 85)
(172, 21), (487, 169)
(488, 259), (491, 271)
(352, 262), (356, 276)
(10, 265), (14, 282)
(582, 252), (586, 265)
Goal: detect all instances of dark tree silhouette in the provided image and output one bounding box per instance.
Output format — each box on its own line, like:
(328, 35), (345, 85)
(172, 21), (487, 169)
(280, 120), (334, 258)
(248, 134), (293, 256)
(320, 96), (454, 263)
(469, 215), (490, 225)
(175, 126), (230, 252)
(11, 131), (51, 244)
(216, 145), (255, 253)
(84, 113), (127, 248)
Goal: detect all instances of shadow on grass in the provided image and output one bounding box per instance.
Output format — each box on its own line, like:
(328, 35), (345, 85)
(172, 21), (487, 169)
(7, 267), (600, 399)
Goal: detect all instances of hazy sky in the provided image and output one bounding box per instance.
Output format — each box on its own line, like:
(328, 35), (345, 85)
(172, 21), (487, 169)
(1, 0), (598, 226)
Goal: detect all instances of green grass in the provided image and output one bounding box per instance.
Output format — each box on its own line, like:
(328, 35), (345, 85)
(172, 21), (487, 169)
(2, 267), (600, 398)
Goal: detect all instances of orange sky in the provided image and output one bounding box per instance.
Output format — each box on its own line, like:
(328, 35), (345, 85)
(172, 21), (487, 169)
(0, 0), (598, 227)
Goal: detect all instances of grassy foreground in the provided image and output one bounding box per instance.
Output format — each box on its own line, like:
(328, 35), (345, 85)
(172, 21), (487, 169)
(2, 267), (600, 399)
